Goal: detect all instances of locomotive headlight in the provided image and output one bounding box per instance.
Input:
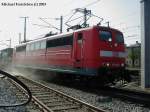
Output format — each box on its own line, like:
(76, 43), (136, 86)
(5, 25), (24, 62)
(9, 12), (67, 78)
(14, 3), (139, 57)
(106, 63), (110, 67)
(121, 63), (124, 67)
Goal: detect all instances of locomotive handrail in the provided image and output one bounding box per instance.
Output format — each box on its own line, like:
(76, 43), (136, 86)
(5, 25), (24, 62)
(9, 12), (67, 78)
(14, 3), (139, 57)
(0, 69), (32, 107)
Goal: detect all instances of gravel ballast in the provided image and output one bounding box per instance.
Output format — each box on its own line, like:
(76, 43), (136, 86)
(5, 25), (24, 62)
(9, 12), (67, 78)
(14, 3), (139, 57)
(10, 70), (150, 112)
(0, 76), (26, 112)
(36, 79), (150, 112)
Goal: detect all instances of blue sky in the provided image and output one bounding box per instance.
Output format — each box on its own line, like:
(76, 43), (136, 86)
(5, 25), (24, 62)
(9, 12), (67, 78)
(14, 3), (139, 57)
(0, 0), (141, 49)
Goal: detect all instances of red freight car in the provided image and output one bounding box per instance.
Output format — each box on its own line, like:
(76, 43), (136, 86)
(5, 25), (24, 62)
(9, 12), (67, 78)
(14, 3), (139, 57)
(13, 25), (128, 83)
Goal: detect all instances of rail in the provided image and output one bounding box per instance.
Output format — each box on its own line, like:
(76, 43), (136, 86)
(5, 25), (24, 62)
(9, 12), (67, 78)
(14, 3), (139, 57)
(0, 70), (32, 107)
(101, 86), (150, 107)
(11, 76), (107, 112)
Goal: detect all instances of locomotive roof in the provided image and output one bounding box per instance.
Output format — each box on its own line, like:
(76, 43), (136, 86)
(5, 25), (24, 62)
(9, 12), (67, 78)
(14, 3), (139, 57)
(0, 48), (13, 51)
(15, 32), (73, 48)
(74, 25), (122, 33)
(16, 25), (122, 48)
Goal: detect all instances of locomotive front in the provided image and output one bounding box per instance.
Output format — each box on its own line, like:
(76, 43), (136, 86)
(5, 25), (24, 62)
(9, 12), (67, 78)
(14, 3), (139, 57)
(91, 26), (129, 83)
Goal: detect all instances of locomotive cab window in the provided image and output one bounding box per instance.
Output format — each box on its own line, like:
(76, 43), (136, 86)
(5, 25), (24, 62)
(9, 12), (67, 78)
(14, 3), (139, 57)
(116, 33), (124, 43)
(99, 31), (112, 42)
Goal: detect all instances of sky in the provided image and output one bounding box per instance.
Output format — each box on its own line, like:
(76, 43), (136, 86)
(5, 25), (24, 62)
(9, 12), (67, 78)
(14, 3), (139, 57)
(0, 0), (141, 50)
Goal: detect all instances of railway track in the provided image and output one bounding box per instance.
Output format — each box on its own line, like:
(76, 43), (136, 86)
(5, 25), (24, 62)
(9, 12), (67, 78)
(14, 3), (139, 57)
(99, 86), (150, 107)
(0, 77), (48, 112)
(8, 76), (106, 112)
(48, 75), (150, 108)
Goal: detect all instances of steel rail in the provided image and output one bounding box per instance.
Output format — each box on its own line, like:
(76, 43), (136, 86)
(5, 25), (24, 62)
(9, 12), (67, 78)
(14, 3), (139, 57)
(16, 76), (107, 112)
(101, 86), (150, 106)
(8, 77), (52, 112)
(0, 70), (32, 107)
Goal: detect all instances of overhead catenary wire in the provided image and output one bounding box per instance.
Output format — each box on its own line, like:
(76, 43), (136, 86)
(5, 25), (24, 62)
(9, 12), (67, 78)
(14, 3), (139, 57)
(125, 37), (139, 39)
(63, 0), (102, 26)
(65, 7), (104, 28)
(124, 34), (140, 41)
(115, 25), (140, 33)
(32, 24), (51, 28)
(32, 16), (63, 33)
(78, 16), (91, 26)
(33, 33), (49, 39)
(121, 25), (140, 31)
(66, 15), (84, 23)
(125, 38), (140, 40)
(114, 11), (138, 22)
(123, 29), (140, 34)
(65, 11), (77, 27)
(37, 17), (60, 20)
(0, 40), (11, 47)
(63, 0), (101, 17)
(125, 34), (139, 38)
(111, 11), (139, 27)
(39, 18), (60, 31)
(31, 0), (103, 34)
(82, 0), (101, 8)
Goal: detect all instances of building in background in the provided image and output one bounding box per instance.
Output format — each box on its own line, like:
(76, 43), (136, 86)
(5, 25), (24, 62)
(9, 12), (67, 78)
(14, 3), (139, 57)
(126, 41), (141, 68)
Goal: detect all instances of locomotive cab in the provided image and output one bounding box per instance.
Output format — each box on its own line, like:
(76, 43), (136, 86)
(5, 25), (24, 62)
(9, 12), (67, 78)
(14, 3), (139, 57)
(98, 27), (125, 68)
(72, 26), (128, 84)
(95, 26), (127, 82)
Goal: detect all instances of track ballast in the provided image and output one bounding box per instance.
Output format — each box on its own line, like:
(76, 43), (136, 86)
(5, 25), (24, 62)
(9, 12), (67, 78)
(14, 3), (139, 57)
(10, 76), (106, 112)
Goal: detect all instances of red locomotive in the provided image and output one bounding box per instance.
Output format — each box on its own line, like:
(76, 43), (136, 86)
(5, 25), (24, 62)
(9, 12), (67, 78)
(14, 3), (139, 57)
(12, 25), (128, 84)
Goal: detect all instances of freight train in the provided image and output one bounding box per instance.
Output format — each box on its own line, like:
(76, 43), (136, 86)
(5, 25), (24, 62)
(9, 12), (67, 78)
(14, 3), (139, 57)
(0, 25), (130, 84)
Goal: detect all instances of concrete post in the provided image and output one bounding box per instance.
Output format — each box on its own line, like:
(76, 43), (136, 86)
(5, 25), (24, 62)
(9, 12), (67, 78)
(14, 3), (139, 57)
(141, 0), (150, 88)
(60, 16), (63, 33)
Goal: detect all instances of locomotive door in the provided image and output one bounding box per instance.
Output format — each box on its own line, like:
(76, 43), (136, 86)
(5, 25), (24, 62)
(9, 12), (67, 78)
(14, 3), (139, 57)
(74, 33), (83, 68)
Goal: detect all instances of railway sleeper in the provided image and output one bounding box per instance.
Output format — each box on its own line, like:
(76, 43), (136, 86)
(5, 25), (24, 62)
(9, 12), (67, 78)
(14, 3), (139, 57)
(32, 92), (53, 95)
(51, 105), (80, 111)
(47, 102), (74, 107)
(39, 98), (61, 103)
(37, 95), (61, 99)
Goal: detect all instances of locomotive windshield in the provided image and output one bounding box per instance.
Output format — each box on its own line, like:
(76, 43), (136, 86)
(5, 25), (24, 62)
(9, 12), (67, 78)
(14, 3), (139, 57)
(99, 31), (112, 42)
(116, 33), (124, 43)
